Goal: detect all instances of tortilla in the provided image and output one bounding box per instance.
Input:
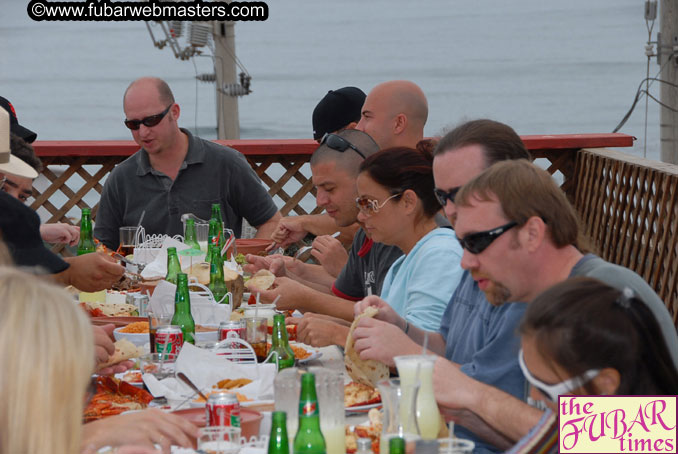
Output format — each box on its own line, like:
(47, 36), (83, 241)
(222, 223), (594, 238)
(85, 301), (138, 317)
(245, 269), (275, 291)
(97, 338), (143, 370)
(344, 307), (389, 387)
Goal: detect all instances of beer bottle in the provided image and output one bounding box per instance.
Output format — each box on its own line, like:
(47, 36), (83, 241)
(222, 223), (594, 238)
(208, 218), (221, 257)
(267, 314), (295, 370)
(210, 203), (225, 252)
(268, 411), (290, 454)
(77, 207), (96, 255)
(184, 218), (201, 251)
(208, 237), (229, 304)
(293, 373), (326, 454)
(171, 273), (195, 344)
(389, 437), (405, 454)
(165, 247), (182, 285)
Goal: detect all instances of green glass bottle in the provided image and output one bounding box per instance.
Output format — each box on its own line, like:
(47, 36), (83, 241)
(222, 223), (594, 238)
(208, 237), (229, 305)
(184, 218), (201, 251)
(268, 411), (290, 454)
(389, 437), (405, 454)
(208, 218), (221, 256)
(210, 203), (225, 251)
(293, 373), (326, 454)
(165, 247), (182, 285)
(171, 272), (195, 345)
(267, 314), (295, 370)
(77, 207), (96, 255)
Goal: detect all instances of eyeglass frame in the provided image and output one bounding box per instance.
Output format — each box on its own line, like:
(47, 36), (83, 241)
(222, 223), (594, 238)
(434, 186), (461, 207)
(518, 349), (600, 402)
(457, 221), (518, 254)
(320, 133), (367, 159)
(355, 192), (402, 216)
(124, 104), (173, 130)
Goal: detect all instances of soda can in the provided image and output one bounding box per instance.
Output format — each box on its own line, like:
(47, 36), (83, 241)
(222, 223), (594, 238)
(218, 321), (243, 343)
(155, 325), (184, 356)
(133, 293), (149, 317)
(206, 391), (241, 427)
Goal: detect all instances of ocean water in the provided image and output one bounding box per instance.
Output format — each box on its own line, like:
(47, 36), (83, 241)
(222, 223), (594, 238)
(0, 0), (665, 217)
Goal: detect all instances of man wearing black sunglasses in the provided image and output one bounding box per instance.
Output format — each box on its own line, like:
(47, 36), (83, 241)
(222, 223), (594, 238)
(351, 119), (532, 453)
(431, 159), (678, 453)
(94, 77), (281, 249)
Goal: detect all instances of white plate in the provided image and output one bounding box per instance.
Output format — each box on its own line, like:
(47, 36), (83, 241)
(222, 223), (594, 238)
(114, 371), (144, 388)
(289, 342), (322, 363)
(345, 402), (382, 413)
(189, 399), (274, 409)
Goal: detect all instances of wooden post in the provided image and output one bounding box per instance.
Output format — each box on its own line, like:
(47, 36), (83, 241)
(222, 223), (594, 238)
(659, 0), (678, 163)
(212, 21), (240, 140)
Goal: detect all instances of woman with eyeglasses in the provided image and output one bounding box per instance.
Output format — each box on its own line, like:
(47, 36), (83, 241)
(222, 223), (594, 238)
(508, 277), (678, 454)
(352, 144), (464, 332)
(0, 267), (196, 454)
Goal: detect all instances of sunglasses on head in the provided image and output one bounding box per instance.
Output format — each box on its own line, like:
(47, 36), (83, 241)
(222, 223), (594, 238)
(518, 349), (600, 403)
(457, 221), (518, 254)
(124, 104), (172, 130)
(434, 187), (461, 207)
(320, 133), (366, 159)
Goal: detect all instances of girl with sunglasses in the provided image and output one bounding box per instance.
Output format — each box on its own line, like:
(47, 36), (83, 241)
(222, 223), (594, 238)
(353, 144), (464, 332)
(509, 277), (678, 454)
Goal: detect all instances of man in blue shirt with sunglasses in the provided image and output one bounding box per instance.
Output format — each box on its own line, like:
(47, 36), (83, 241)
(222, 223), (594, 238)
(95, 77), (281, 250)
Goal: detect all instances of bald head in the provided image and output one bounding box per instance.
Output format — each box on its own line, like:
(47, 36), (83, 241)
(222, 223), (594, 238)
(310, 129), (379, 177)
(123, 77), (175, 108)
(356, 80), (428, 149)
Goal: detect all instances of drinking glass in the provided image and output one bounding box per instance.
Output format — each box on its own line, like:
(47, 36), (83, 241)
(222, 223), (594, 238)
(309, 366), (345, 454)
(197, 426), (241, 454)
(377, 378), (421, 454)
(148, 311), (173, 354)
(119, 226), (137, 256)
(394, 354), (441, 439)
(243, 316), (268, 362)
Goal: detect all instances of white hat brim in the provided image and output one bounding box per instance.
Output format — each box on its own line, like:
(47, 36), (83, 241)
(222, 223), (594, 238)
(0, 154), (38, 179)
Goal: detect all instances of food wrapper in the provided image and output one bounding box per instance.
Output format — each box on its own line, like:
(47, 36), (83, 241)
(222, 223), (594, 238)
(143, 343), (276, 409)
(147, 280), (230, 325)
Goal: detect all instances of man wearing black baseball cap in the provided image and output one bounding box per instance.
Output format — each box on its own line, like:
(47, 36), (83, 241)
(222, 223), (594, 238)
(312, 87), (366, 141)
(0, 96), (37, 143)
(0, 190), (124, 291)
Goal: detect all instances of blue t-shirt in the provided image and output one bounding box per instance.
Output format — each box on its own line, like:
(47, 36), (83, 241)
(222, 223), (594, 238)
(439, 271), (528, 454)
(380, 227), (463, 331)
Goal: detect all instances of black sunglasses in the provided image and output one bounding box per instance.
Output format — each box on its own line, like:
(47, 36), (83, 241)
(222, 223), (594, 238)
(458, 221), (518, 254)
(124, 104), (172, 130)
(320, 133), (366, 159)
(434, 187), (461, 206)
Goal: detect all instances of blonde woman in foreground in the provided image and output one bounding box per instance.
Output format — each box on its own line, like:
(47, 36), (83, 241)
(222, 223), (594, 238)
(0, 267), (196, 454)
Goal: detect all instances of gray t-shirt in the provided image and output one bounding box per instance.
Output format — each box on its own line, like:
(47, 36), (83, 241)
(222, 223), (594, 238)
(332, 229), (403, 300)
(94, 129), (278, 249)
(570, 254), (678, 369)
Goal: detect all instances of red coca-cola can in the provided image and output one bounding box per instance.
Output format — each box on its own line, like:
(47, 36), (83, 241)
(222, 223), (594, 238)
(155, 325), (184, 356)
(206, 391), (241, 427)
(218, 321), (243, 343)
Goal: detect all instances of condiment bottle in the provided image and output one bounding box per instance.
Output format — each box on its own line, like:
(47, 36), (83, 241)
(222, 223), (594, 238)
(165, 246), (182, 285)
(77, 207), (96, 255)
(267, 314), (295, 370)
(171, 272), (195, 344)
(269, 411), (290, 454)
(293, 373), (326, 454)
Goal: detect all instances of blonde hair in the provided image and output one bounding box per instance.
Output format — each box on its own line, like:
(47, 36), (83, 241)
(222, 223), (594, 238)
(0, 267), (94, 454)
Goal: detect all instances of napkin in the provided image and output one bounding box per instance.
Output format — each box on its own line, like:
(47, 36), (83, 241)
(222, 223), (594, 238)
(148, 280), (231, 324)
(143, 343), (276, 407)
(141, 236), (205, 278)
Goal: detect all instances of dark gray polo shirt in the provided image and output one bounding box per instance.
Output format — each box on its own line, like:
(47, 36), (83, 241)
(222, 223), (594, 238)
(94, 129), (278, 250)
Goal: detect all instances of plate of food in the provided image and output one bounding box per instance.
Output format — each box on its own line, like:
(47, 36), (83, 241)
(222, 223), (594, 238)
(269, 342), (321, 363)
(83, 376), (153, 422)
(344, 381), (382, 413)
(189, 377), (256, 408)
(116, 370), (144, 387)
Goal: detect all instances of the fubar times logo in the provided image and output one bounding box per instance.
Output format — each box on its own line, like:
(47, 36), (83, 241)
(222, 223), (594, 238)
(559, 396), (677, 453)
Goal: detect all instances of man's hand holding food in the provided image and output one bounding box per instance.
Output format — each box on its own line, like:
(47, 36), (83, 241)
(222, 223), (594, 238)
(93, 324), (134, 375)
(268, 216), (309, 250)
(287, 313), (350, 347)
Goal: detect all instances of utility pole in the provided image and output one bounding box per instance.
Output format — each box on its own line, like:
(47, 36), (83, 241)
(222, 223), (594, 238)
(659, 0), (678, 163)
(212, 21), (240, 140)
